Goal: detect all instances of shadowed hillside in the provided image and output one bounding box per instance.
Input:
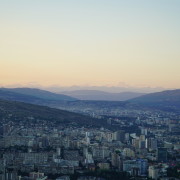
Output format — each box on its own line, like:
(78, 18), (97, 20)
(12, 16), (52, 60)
(0, 99), (108, 128)
(129, 89), (180, 112)
(0, 88), (77, 102)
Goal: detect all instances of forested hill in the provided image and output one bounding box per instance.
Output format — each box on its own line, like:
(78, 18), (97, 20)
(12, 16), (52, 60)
(129, 89), (180, 112)
(0, 99), (107, 128)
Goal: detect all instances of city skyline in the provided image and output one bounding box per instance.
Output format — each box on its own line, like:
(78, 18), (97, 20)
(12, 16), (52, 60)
(1, 0), (180, 88)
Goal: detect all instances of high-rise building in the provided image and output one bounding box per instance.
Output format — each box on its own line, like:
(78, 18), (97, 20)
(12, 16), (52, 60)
(141, 128), (148, 135)
(111, 152), (123, 170)
(123, 148), (135, 158)
(114, 130), (125, 142)
(157, 148), (167, 162)
(146, 138), (157, 150)
(125, 133), (130, 141)
(139, 140), (146, 149)
(148, 166), (159, 180)
(132, 138), (139, 149)
(123, 159), (148, 175)
(136, 159), (148, 175)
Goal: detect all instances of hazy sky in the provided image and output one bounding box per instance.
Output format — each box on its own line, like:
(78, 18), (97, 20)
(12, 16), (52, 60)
(0, 0), (180, 88)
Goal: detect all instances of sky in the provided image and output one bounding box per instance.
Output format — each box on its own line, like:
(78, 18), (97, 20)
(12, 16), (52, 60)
(0, 0), (180, 89)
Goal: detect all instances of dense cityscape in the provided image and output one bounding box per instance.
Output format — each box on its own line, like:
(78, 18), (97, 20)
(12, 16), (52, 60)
(1, 0), (180, 179)
(0, 99), (179, 180)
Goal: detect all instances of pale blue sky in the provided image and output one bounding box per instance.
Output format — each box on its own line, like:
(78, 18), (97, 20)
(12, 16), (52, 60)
(0, 0), (180, 88)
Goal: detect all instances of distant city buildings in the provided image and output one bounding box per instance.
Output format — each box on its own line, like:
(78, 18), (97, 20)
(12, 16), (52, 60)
(0, 106), (179, 179)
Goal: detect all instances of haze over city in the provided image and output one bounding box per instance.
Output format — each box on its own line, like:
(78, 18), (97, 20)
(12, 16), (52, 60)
(1, 0), (180, 89)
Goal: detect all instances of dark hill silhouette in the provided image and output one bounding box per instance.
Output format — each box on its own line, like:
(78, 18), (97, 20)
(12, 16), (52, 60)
(0, 99), (107, 128)
(129, 89), (180, 112)
(0, 88), (77, 103)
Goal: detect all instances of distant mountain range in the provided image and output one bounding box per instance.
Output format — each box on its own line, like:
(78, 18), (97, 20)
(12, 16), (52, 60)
(0, 87), (179, 113)
(0, 88), (77, 103)
(0, 87), (179, 131)
(44, 85), (165, 93)
(57, 89), (180, 113)
(61, 90), (145, 101)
